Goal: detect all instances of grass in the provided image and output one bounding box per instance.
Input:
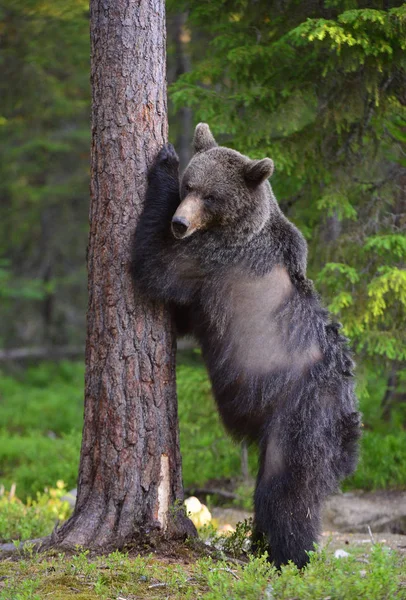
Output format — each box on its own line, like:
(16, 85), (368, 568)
(0, 543), (404, 600)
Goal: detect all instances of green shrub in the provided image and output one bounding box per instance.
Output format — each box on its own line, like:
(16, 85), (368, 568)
(356, 364), (406, 432)
(177, 361), (257, 487)
(0, 361), (84, 435)
(345, 430), (406, 491)
(0, 481), (72, 542)
(0, 431), (81, 500)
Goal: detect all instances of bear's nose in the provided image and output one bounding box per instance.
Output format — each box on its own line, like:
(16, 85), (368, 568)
(171, 216), (190, 239)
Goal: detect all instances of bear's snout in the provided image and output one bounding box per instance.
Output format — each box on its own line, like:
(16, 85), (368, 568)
(171, 215), (191, 239)
(172, 195), (206, 239)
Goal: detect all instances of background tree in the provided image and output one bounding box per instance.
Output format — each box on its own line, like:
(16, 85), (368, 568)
(52, 0), (195, 549)
(170, 0), (406, 421)
(0, 1), (90, 349)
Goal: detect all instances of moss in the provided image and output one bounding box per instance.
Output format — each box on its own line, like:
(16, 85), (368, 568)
(39, 575), (96, 600)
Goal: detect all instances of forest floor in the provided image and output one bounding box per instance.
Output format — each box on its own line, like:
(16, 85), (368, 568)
(2, 489), (405, 598)
(0, 529), (405, 599)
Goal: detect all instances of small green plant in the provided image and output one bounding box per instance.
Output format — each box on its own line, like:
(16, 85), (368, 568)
(222, 519), (253, 558)
(170, 497), (190, 523)
(197, 522), (221, 546)
(70, 549), (98, 579)
(20, 541), (36, 559)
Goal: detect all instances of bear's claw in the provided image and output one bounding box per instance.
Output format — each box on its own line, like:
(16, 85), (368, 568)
(156, 143), (179, 167)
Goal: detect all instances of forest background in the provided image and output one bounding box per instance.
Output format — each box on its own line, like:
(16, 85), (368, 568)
(0, 0), (405, 517)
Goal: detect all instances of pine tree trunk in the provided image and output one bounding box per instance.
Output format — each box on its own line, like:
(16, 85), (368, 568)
(53, 0), (195, 550)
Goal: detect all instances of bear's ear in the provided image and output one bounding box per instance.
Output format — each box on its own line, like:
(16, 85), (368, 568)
(193, 123), (218, 153)
(244, 158), (274, 186)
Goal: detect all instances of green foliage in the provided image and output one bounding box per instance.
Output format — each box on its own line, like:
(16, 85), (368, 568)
(0, 261), (51, 301)
(0, 481), (72, 543)
(0, 361), (83, 499)
(357, 364), (406, 430)
(0, 431), (81, 500)
(170, 0), (406, 369)
(0, 360), (405, 510)
(0, 544), (404, 599)
(0, 361), (84, 434)
(221, 518), (253, 558)
(345, 430), (406, 490)
(177, 358), (257, 487)
(0, 0), (90, 347)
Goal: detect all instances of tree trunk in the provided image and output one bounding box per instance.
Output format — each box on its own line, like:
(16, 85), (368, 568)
(173, 12), (193, 171)
(53, 0), (195, 550)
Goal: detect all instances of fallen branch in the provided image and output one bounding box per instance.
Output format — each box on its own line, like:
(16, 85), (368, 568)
(209, 567), (240, 580)
(0, 346), (84, 361)
(184, 487), (239, 500)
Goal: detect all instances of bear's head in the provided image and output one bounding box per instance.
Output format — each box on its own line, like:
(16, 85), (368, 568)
(171, 123), (276, 241)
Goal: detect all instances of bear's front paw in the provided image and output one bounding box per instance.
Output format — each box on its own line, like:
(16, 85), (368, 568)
(155, 143), (179, 170)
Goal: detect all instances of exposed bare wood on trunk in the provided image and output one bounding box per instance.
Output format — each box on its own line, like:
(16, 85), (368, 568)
(52, 0), (195, 550)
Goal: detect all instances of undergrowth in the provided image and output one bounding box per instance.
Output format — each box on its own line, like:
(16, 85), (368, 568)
(0, 543), (404, 600)
(0, 481), (71, 543)
(0, 357), (405, 504)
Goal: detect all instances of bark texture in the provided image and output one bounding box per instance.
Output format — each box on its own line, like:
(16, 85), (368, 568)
(53, 0), (195, 549)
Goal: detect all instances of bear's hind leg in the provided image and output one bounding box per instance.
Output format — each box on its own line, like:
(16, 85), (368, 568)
(253, 431), (324, 569)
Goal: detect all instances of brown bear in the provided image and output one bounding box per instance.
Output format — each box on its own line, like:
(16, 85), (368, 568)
(132, 123), (360, 569)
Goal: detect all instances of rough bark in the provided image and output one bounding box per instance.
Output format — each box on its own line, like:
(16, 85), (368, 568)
(52, 0), (195, 550)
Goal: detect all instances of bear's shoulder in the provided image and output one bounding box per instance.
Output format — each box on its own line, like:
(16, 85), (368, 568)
(265, 212), (308, 278)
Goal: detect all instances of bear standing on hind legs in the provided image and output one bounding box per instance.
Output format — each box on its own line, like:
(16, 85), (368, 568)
(132, 123), (361, 569)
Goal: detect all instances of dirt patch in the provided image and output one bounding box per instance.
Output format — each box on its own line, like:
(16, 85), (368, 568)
(321, 530), (406, 556)
(212, 500), (406, 557)
(323, 490), (406, 535)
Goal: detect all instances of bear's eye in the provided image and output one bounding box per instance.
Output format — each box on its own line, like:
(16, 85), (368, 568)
(204, 195), (215, 205)
(184, 182), (192, 193)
